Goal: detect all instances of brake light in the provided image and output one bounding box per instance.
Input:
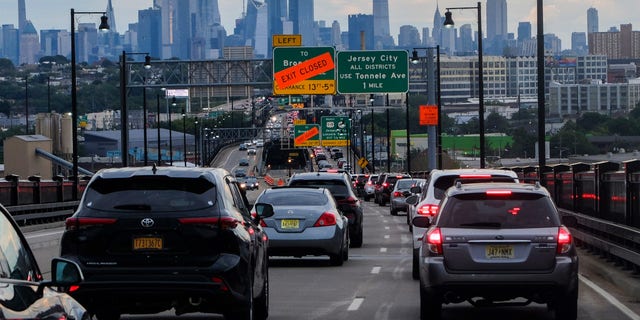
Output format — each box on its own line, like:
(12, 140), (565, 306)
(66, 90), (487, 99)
(459, 174), (492, 179)
(314, 212), (337, 227)
(260, 219), (267, 227)
(367, 181), (372, 185)
(486, 190), (512, 196)
(179, 217), (240, 229)
(557, 226), (573, 254)
(417, 204), (439, 216)
(211, 277), (229, 291)
(424, 227), (443, 255)
(393, 191), (403, 197)
(65, 217), (117, 231)
(382, 182), (388, 187)
(68, 285), (80, 292)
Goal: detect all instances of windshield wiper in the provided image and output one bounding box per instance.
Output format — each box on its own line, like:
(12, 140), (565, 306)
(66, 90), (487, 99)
(459, 222), (502, 228)
(113, 204), (152, 211)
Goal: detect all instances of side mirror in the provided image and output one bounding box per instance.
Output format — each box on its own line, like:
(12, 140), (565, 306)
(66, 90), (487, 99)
(410, 186), (421, 194)
(253, 203), (275, 219)
(405, 195), (419, 206)
(51, 257), (84, 285)
(412, 216), (432, 228)
(561, 215), (578, 228)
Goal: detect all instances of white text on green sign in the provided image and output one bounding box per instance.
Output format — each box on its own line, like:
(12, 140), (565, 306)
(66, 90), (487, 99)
(336, 50), (409, 94)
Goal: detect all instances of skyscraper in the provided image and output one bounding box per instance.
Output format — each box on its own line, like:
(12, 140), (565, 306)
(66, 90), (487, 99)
(347, 14), (374, 50)
(106, 0), (117, 33)
(587, 7), (599, 34)
(517, 22), (531, 41)
(289, 0), (315, 46)
(138, 8), (162, 59)
(486, 0), (507, 55)
(373, 0), (393, 48)
(18, 0), (26, 32)
(192, 0), (225, 59)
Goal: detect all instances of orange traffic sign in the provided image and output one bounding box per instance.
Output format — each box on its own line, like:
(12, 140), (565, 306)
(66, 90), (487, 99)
(272, 34), (302, 47)
(273, 51), (335, 91)
(419, 105), (438, 126)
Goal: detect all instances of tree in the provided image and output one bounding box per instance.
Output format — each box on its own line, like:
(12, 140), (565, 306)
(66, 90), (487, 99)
(0, 58), (16, 76)
(577, 112), (609, 134)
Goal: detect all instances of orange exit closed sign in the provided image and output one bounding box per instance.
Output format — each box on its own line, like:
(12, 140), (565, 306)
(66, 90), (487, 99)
(419, 105), (438, 126)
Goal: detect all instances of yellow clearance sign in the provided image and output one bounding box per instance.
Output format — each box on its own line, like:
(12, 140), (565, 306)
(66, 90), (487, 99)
(272, 35), (302, 47)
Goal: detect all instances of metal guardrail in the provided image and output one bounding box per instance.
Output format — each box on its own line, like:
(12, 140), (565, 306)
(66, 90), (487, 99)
(561, 209), (640, 272)
(6, 201), (79, 226)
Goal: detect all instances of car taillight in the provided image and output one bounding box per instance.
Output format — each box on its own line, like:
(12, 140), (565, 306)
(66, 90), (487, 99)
(459, 174), (491, 179)
(178, 217), (240, 230)
(382, 182), (388, 187)
(260, 219), (267, 227)
(423, 227), (443, 255)
(65, 217), (117, 231)
(211, 276), (229, 291)
(314, 212), (337, 227)
(393, 191), (403, 197)
(367, 181), (372, 185)
(557, 226), (573, 254)
(417, 204), (439, 216)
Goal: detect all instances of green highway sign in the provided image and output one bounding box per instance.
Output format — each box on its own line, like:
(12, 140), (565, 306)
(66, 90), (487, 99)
(321, 116), (350, 147)
(273, 46), (336, 95)
(336, 50), (409, 94)
(294, 124), (320, 147)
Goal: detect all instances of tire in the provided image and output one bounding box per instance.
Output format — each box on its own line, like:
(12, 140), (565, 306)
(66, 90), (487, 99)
(364, 195), (370, 202)
(350, 225), (363, 248)
(342, 231), (350, 261)
(253, 268), (269, 320)
(390, 207), (398, 215)
(329, 248), (344, 266)
(554, 287), (578, 320)
(419, 286), (442, 320)
(225, 282), (254, 320)
(412, 248), (420, 280)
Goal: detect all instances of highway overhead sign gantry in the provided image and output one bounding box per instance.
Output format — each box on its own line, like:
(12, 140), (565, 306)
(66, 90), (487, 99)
(336, 50), (409, 94)
(273, 46), (336, 95)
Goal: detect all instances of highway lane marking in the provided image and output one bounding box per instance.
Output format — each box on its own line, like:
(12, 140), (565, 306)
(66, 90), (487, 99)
(371, 266), (381, 274)
(384, 235), (390, 239)
(25, 230), (64, 239)
(347, 297), (365, 311)
(380, 247), (387, 252)
(579, 274), (640, 320)
(384, 226), (390, 230)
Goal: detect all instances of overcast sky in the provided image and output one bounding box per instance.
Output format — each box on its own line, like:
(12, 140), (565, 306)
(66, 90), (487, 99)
(1, 0), (637, 50)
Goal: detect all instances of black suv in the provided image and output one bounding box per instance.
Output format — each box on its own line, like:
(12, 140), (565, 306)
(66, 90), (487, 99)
(60, 166), (275, 320)
(287, 172), (364, 247)
(374, 173), (412, 206)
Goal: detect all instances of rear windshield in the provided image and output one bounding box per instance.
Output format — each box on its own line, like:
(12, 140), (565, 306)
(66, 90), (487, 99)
(258, 191), (328, 206)
(396, 179), (418, 189)
(437, 193), (560, 229)
(433, 175), (517, 200)
(288, 179), (348, 197)
(83, 176), (216, 212)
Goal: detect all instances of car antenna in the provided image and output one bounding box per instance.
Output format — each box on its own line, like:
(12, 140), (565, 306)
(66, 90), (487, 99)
(152, 163), (158, 174)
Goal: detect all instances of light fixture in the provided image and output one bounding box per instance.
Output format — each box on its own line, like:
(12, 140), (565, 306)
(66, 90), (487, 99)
(98, 15), (110, 31)
(144, 55), (152, 69)
(443, 10), (454, 28)
(411, 50), (420, 64)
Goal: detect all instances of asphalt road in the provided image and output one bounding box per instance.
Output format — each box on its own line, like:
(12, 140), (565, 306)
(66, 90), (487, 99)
(21, 144), (640, 320)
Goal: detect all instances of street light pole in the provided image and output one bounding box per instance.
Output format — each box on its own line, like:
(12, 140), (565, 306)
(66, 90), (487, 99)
(142, 76), (148, 166)
(169, 97), (176, 165)
(71, 8), (109, 200)
(182, 108), (187, 167)
(156, 94), (161, 164)
(444, 1), (485, 168)
(119, 51), (150, 167)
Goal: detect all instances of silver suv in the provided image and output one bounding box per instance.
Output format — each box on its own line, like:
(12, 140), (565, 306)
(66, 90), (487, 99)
(406, 168), (519, 279)
(412, 182), (578, 320)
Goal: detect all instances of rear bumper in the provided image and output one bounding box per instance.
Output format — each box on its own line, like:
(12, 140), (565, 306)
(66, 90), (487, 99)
(66, 253), (252, 315)
(266, 226), (343, 256)
(420, 255), (579, 302)
(390, 198), (408, 211)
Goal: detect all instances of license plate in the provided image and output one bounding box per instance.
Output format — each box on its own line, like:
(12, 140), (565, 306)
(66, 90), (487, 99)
(281, 219), (299, 229)
(485, 244), (514, 259)
(133, 237), (163, 250)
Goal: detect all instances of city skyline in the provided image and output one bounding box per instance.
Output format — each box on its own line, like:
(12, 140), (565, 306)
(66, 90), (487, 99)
(0, 0), (639, 50)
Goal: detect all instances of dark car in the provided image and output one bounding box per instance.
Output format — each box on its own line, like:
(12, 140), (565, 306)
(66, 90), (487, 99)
(0, 203), (88, 320)
(413, 182), (578, 320)
(374, 173), (412, 206)
(59, 166), (275, 320)
(287, 172), (364, 248)
(255, 187), (349, 266)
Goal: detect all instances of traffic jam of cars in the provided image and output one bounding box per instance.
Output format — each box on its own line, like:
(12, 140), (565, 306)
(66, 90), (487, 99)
(2, 144), (588, 320)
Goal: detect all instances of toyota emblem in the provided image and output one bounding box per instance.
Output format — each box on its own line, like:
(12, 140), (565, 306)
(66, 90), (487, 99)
(141, 218), (155, 228)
